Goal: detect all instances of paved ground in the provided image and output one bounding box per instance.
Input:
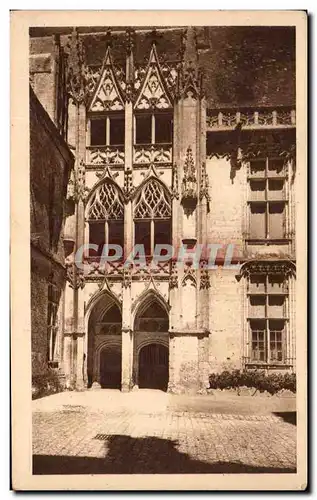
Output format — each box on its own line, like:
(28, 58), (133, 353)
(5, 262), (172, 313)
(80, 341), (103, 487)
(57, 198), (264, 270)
(33, 390), (296, 474)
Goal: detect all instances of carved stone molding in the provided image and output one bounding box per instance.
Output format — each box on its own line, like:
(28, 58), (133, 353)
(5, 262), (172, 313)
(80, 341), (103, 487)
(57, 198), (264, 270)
(65, 29), (90, 105)
(86, 145), (125, 166)
(133, 144), (172, 165)
(182, 265), (197, 287)
(122, 268), (132, 289)
(67, 159), (87, 203)
(181, 146), (197, 210)
(199, 269), (211, 290)
(124, 168), (134, 198)
(239, 260), (296, 279)
(169, 261), (178, 289)
(171, 163), (179, 200)
(66, 262), (85, 289)
(199, 162), (210, 205)
(207, 108), (296, 131)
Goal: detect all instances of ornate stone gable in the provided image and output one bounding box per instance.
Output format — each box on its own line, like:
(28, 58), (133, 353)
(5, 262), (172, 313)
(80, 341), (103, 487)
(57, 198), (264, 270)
(134, 44), (173, 110)
(88, 47), (125, 112)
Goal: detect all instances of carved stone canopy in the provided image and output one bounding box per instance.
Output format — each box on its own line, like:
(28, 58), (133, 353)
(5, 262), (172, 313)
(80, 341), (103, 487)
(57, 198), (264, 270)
(239, 260), (296, 279)
(181, 146), (198, 212)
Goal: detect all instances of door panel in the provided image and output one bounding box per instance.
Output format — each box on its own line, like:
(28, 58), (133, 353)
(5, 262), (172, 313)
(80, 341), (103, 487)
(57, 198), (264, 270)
(100, 348), (122, 389)
(138, 343), (169, 391)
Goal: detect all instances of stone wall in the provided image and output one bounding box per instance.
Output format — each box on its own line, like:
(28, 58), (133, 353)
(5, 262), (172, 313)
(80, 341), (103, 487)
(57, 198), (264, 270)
(30, 87), (74, 376)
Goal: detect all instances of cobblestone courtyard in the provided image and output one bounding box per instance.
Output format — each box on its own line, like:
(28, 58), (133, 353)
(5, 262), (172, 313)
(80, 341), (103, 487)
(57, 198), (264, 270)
(33, 390), (296, 474)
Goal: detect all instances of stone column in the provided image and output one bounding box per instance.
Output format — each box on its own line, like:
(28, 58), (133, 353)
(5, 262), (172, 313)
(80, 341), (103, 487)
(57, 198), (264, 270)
(121, 328), (133, 392)
(121, 271), (133, 391)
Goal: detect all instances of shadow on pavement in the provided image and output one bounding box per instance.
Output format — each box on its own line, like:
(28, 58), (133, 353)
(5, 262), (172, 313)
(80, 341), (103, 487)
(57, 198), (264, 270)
(273, 412), (296, 426)
(33, 435), (296, 475)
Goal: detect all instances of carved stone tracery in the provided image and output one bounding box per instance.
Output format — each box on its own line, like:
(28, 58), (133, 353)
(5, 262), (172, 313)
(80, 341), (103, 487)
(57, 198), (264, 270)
(87, 182), (124, 221)
(181, 146), (197, 207)
(134, 180), (171, 219)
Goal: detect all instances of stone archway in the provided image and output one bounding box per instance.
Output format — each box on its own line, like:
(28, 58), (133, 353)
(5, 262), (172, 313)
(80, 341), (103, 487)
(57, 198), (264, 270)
(87, 293), (122, 388)
(133, 295), (169, 391)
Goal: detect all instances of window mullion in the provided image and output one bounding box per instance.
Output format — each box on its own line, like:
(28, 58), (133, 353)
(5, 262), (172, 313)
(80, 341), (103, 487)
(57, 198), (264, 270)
(266, 274), (269, 363)
(151, 219), (155, 255)
(106, 116), (110, 146)
(265, 158), (269, 240)
(105, 221), (109, 247)
(151, 114), (155, 144)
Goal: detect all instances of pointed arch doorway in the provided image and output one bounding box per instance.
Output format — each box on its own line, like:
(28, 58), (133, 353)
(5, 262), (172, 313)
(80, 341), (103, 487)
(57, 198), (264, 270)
(87, 295), (122, 389)
(133, 296), (169, 391)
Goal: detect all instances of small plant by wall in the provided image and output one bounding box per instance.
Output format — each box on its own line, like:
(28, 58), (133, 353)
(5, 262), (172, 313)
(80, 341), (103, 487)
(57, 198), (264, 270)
(32, 367), (65, 400)
(208, 369), (296, 396)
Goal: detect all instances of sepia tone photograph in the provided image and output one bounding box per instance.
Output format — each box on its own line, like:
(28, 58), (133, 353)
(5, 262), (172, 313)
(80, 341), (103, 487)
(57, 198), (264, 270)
(11, 10), (307, 491)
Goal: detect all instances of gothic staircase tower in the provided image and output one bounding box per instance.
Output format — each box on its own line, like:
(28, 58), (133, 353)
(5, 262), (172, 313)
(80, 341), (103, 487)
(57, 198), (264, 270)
(168, 27), (210, 393)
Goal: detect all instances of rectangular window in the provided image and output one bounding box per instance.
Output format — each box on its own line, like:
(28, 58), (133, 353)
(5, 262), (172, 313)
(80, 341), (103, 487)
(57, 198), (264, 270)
(90, 115), (125, 146)
(247, 273), (288, 364)
(89, 222), (105, 256)
(134, 220), (151, 256)
(248, 158), (287, 241)
(135, 115), (152, 144)
(108, 220), (124, 255)
(250, 320), (266, 362)
(110, 116), (125, 146)
(155, 114), (173, 143)
(90, 118), (106, 146)
(269, 320), (284, 362)
(135, 113), (173, 145)
(154, 220), (172, 248)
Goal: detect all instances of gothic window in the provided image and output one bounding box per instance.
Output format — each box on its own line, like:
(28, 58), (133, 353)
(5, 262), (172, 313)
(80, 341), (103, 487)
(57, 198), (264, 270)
(87, 182), (124, 257)
(135, 112), (173, 145)
(133, 180), (171, 256)
(248, 158), (288, 241)
(135, 301), (169, 332)
(90, 114), (125, 146)
(247, 273), (289, 364)
(47, 282), (59, 367)
(99, 304), (122, 336)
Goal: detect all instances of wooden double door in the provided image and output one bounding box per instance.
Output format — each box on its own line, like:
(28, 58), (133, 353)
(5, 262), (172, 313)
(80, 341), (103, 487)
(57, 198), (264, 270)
(138, 343), (169, 391)
(100, 348), (122, 389)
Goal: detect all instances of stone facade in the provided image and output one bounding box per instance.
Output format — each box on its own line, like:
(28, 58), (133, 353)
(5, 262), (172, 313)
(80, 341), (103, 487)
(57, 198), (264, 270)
(29, 26), (297, 394)
(30, 85), (74, 378)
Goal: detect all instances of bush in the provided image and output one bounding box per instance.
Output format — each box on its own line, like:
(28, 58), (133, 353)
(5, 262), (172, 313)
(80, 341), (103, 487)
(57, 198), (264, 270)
(209, 369), (296, 396)
(32, 367), (64, 400)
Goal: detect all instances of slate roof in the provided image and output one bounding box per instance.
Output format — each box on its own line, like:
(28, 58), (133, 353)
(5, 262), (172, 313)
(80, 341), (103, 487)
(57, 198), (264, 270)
(30, 26), (295, 109)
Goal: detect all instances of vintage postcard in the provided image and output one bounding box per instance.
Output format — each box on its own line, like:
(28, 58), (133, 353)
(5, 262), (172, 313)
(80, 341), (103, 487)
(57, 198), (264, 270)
(11, 10), (307, 491)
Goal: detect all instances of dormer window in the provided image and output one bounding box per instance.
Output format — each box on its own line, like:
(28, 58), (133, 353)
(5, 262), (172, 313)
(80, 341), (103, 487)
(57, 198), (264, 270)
(89, 114), (125, 147)
(135, 112), (173, 145)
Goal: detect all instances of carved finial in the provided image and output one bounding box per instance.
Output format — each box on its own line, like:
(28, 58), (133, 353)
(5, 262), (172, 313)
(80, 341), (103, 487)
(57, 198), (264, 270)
(125, 28), (135, 55)
(147, 29), (163, 47)
(183, 26), (198, 67)
(105, 28), (113, 48)
(66, 28), (89, 104)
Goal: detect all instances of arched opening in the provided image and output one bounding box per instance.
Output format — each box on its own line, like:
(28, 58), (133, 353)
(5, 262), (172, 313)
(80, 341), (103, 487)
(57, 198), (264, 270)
(87, 294), (122, 389)
(133, 295), (169, 391)
(139, 343), (169, 390)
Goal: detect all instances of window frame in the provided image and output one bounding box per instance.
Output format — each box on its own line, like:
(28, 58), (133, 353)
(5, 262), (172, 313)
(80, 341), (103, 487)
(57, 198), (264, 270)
(246, 273), (289, 365)
(247, 157), (289, 243)
(89, 112), (125, 147)
(134, 110), (173, 146)
(133, 180), (172, 256)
